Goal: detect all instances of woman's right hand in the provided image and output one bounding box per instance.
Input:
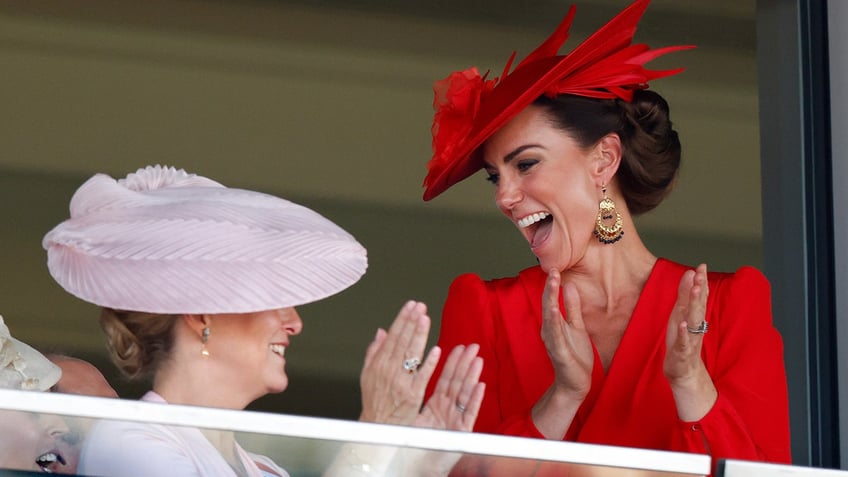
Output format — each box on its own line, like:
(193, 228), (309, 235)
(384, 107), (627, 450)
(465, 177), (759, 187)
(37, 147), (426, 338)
(532, 268), (593, 439)
(358, 301), (440, 426)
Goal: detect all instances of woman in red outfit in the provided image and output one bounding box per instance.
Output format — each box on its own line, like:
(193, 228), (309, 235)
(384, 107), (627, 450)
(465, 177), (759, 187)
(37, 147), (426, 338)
(422, 0), (791, 473)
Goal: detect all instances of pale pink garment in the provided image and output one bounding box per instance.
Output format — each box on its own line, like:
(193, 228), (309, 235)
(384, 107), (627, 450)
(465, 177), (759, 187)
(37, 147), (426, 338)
(78, 391), (289, 477)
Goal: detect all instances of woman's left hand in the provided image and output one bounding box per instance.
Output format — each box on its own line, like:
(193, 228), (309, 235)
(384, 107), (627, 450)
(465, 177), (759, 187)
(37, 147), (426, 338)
(663, 263), (718, 421)
(359, 301), (441, 426)
(415, 343), (485, 431)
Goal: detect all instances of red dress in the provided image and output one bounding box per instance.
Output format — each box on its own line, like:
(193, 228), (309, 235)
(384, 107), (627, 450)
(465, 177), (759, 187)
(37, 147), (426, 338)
(427, 258), (791, 474)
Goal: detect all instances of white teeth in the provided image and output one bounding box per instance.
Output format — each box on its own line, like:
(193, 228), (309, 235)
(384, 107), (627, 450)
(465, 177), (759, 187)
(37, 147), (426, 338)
(37, 453), (58, 463)
(518, 212), (550, 228)
(37, 452), (58, 472)
(270, 344), (286, 357)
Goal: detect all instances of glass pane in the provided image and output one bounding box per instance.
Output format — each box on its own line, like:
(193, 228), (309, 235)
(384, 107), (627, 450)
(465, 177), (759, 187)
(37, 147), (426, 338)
(0, 390), (709, 476)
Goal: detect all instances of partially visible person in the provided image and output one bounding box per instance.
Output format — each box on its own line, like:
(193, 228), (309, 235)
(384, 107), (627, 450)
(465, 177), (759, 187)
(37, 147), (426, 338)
(48, 354), (118, 398)
(44, 353), (119, 474)
(43, 165), (484, 477)
(0, 314), (71, 474)
(420, 0), (789, 474)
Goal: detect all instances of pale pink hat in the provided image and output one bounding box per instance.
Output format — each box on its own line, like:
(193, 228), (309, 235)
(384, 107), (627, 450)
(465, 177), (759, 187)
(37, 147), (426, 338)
(43, 165), (368, 314)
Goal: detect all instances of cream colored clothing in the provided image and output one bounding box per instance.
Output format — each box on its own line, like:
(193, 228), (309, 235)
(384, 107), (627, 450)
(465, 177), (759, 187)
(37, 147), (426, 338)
(78, 391), (289, 477)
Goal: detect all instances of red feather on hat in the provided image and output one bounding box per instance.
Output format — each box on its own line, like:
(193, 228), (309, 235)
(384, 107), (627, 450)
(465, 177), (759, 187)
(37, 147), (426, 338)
(423, 0), (693, 201)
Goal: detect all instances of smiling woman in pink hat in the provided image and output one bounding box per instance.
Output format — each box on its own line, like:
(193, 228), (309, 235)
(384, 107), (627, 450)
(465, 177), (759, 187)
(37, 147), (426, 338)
(43, 165), (484, 477)
(421, 0), (790, 474)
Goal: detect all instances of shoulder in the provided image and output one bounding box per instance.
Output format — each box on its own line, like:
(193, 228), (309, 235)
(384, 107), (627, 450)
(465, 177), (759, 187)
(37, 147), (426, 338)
(654, 259), (772, 317)
(449, 265), (544, 291)
(707, 265), (771, 299)
(655, 259), (769, 294)
(700, 265), (774, 331)
(85, 419), (182, 447)
(85, 392), (183, 445)
(80, 420), (196, 476)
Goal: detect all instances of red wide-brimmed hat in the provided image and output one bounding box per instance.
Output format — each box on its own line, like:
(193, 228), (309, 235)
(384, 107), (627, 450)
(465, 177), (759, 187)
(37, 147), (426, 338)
(422, 0), (694, 201)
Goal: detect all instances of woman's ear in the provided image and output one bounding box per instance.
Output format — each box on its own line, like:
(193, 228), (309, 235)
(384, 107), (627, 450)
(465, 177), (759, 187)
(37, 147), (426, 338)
(592, 133), (622, 186)
(182, 314), (210, 337)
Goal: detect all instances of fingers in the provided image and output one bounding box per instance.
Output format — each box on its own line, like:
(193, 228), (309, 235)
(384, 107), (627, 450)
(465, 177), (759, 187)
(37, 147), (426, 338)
(449, 345), (482, 402)
(668, 269), (696, 346)
(431, 344), (466, 397)
(374, 301), (431, 376)
(382, 300), (424, 359)
(544, 268), (584, 330)
(673, 319), (691, 350)
(431, 344), (482, 404)
(677, 264), (709, 339)
(460, 382), (486, 428)
(360, 300), (432, 387)
(543, 268), (563, 323)
(406, 303), (432, 369)
(412, 345), (441, 393)
(362, 328), (387, 369)
(664, 265), (710, 384)
(426, 344), (484, 431)
(453, 355), (483, 432)
(688, 264), (709, 326)
(455, 354), (483, 416)
(358, 300), (440, 426)
(562, 282), (585, 330)
(675, 269), (695, 313)
(542, 270), (566, 347)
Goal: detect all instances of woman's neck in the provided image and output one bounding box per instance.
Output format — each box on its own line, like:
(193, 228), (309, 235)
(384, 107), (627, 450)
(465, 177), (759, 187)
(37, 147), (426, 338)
(152, 358), (253, 410)
(200, 429), (251, 477)
(564, 226), (657, 315)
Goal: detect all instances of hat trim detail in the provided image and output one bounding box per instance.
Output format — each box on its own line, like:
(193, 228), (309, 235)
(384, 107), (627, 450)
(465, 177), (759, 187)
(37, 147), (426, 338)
(423, 0), (694, 201)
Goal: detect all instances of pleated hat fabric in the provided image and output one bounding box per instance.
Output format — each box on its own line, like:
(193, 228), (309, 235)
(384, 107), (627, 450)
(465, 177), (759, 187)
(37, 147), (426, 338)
(43, 165), (368, 314)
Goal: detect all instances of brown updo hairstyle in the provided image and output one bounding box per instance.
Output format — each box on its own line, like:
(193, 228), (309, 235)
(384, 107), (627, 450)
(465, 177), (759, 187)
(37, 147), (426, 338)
(99, 308), (179, 380)
(533, 89), (681, 215)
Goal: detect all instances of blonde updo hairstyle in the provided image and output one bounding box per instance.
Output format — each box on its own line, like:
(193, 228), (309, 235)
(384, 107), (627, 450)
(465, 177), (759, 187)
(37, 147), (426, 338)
(99, 308), (179, 380)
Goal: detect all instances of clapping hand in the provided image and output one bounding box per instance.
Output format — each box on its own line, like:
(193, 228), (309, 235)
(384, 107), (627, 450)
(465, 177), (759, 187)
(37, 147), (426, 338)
(663, 263), (717, 421)
(359, 301), (440, 426)
(416, 343), (484, 432)
(527, 268), (595, 440)
(358, 300), (484, 431)
(541, 268), (593, 400)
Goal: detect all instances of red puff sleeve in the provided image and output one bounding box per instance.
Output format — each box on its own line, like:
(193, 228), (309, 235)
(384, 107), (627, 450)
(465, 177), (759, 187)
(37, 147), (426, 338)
(425, 273), (545, 438)
(669, 266), (792, 464)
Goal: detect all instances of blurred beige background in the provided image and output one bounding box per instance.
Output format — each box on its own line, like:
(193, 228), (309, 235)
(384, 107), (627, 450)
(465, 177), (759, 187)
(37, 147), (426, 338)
(0, 0), (760, 418)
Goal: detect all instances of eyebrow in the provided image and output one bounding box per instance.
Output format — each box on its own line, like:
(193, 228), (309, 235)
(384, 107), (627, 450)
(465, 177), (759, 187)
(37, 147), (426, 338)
(485, 144), (544, 168)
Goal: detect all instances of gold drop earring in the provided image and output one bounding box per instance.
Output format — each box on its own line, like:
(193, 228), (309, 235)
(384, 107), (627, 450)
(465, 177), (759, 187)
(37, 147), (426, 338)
(200, 326), (211, 358)
(594, 185), (623, 244)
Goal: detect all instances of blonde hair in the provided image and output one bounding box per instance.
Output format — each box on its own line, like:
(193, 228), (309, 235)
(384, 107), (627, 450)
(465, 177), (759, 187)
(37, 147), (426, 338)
(99, 308), (179, 379)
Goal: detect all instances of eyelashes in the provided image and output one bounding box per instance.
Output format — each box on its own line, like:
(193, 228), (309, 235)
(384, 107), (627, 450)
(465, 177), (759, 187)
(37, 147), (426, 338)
(484, 159), (539, 185)
(517, 159), (539, 172)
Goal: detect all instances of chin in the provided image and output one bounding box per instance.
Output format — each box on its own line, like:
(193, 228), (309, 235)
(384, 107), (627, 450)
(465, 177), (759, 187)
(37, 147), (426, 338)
(267, 379), (289, 394)
(536, 245), (576, 273)
(536, 255), (560, 273)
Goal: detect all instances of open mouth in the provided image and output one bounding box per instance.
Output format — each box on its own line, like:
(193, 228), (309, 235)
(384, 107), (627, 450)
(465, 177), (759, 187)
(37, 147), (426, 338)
(517, 212), (550, 228)
(36, 451), (66, 473)
(518, 212), (553, 248)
